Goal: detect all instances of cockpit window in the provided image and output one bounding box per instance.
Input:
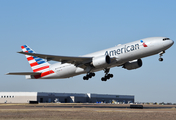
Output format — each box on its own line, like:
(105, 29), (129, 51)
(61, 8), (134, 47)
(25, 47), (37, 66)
(163, 38), (170, 41)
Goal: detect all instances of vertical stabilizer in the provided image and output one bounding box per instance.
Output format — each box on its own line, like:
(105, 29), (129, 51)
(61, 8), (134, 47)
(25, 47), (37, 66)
(21, 45), (50, 73)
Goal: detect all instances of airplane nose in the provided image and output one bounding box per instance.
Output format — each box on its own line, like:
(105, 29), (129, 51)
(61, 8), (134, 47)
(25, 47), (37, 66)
(165, 40), (174, 48)
(163, 39), (174, 49)
(168, 40), (174, 47)
(171, 40), (174, 46)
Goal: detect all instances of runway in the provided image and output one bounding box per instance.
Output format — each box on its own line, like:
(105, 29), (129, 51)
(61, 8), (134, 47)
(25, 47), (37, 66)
(0, 103), (176, 120)
(1, 103), (176, 109)
(25, 103), (176, 109)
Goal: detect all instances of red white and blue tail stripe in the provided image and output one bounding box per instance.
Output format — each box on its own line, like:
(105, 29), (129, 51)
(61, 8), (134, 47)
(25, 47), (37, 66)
(21, 45), (50, 73)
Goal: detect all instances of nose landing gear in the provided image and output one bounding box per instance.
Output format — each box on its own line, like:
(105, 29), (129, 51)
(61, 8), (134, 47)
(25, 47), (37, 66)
(159, 51), (165, 62)
(159, 58), (163, 61)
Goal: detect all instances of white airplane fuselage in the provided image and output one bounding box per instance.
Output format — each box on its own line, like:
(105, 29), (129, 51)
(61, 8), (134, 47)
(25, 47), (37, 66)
(36, 37), (174, 79)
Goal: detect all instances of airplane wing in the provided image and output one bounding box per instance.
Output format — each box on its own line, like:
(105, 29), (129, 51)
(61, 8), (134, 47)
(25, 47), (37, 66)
(18, 51), (92, 68)
(6, 72), (41, 75)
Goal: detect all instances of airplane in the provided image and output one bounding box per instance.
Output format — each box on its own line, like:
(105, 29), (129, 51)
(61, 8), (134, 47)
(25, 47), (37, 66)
(6, 37), (174, 81)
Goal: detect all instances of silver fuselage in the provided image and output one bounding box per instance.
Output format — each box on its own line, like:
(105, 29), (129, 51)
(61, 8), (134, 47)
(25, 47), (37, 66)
(41, 37), (174, 79)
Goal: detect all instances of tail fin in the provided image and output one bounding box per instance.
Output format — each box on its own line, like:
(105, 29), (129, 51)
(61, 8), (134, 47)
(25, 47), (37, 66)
(21, 45), (50, 73)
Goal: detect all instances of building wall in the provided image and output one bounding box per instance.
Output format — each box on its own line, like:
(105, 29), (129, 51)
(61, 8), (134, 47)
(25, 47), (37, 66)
(0, 96), (37, 103)
(89, 93), (134, 103)
(37, 92), (88, 103)
(90, 97), (134, 103)
(0, 92), (37, 103)
(0, 92), (134, 103)
(37, 96), (70, 103)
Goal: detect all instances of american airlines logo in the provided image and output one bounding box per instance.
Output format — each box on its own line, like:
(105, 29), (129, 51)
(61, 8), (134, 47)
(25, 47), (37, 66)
(105, 43), (140, 56)
(140, 40), (148, 47)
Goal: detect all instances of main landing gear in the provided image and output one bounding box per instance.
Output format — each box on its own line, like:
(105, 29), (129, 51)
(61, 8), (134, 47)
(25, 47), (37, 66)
(83, 69), (113, 81)
(101, 68), (113, 81)
(83, 73), (95, 80)
(159, 51), (165, 62)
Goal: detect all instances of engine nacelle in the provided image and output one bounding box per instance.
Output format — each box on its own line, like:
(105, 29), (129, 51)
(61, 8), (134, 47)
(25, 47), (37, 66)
(123, 59), (142, 70)
(92, 55), (110, 67)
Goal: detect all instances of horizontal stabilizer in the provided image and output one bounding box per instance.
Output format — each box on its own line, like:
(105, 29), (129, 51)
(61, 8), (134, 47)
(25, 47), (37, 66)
(6, 72), (41, 75)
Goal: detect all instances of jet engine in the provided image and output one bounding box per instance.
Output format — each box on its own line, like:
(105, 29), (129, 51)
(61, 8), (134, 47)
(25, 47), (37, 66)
(123, 59), (142, 70)
(92, 55), (110, 67)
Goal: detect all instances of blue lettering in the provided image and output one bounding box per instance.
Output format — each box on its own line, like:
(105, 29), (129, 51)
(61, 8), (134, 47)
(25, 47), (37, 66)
(131, 45), (134, 51)
(121, 48), (124, 54)
(105, 51), (109, 56)
(105, 43), (140, 56)
(135, 44), (139, 50)
(124, 45), (127, 53)
(114, 50), (117, 55)
(117, 49), (120, 54)
(127, 46), (130, 52)
(109, 51), (114, 56)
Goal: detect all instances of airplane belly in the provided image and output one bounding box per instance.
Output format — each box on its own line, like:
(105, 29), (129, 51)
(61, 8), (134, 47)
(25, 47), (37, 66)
(40, 65), (77, 79)
(55, 65), (77, 78)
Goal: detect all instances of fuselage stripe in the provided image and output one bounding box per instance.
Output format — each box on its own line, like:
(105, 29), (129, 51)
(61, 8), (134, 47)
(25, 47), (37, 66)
(34, 70), (54, 79)
(41, 70), (54, 77)
(33, 65), (49, 72)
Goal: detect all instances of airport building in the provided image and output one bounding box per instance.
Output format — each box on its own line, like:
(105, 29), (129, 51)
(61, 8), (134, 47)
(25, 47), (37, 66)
(0, 92), (134, 104)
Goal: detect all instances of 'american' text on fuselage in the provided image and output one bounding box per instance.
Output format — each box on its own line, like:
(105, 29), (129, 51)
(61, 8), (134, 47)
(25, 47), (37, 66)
(105, 44), (139, 56)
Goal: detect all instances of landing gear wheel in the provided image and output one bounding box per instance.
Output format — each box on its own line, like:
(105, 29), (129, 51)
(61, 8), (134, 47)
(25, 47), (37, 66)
(83, 72), (95, 80)
(88, 75), (92, 78)
(106, 75), (110, 79)
(101, 77), (107, 81)
(89, 73), (95, 77)
(91, 73), (95, 77)
(159, 58), (163, 61)
(83, 76), (88, 80)
(159, 51), (165, 62)
(101, 69), (113, 81)
(109, 74), (113, 78)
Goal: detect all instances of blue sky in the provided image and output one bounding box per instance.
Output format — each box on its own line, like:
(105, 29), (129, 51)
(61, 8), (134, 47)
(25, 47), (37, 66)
(0, 0), (176, 103)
